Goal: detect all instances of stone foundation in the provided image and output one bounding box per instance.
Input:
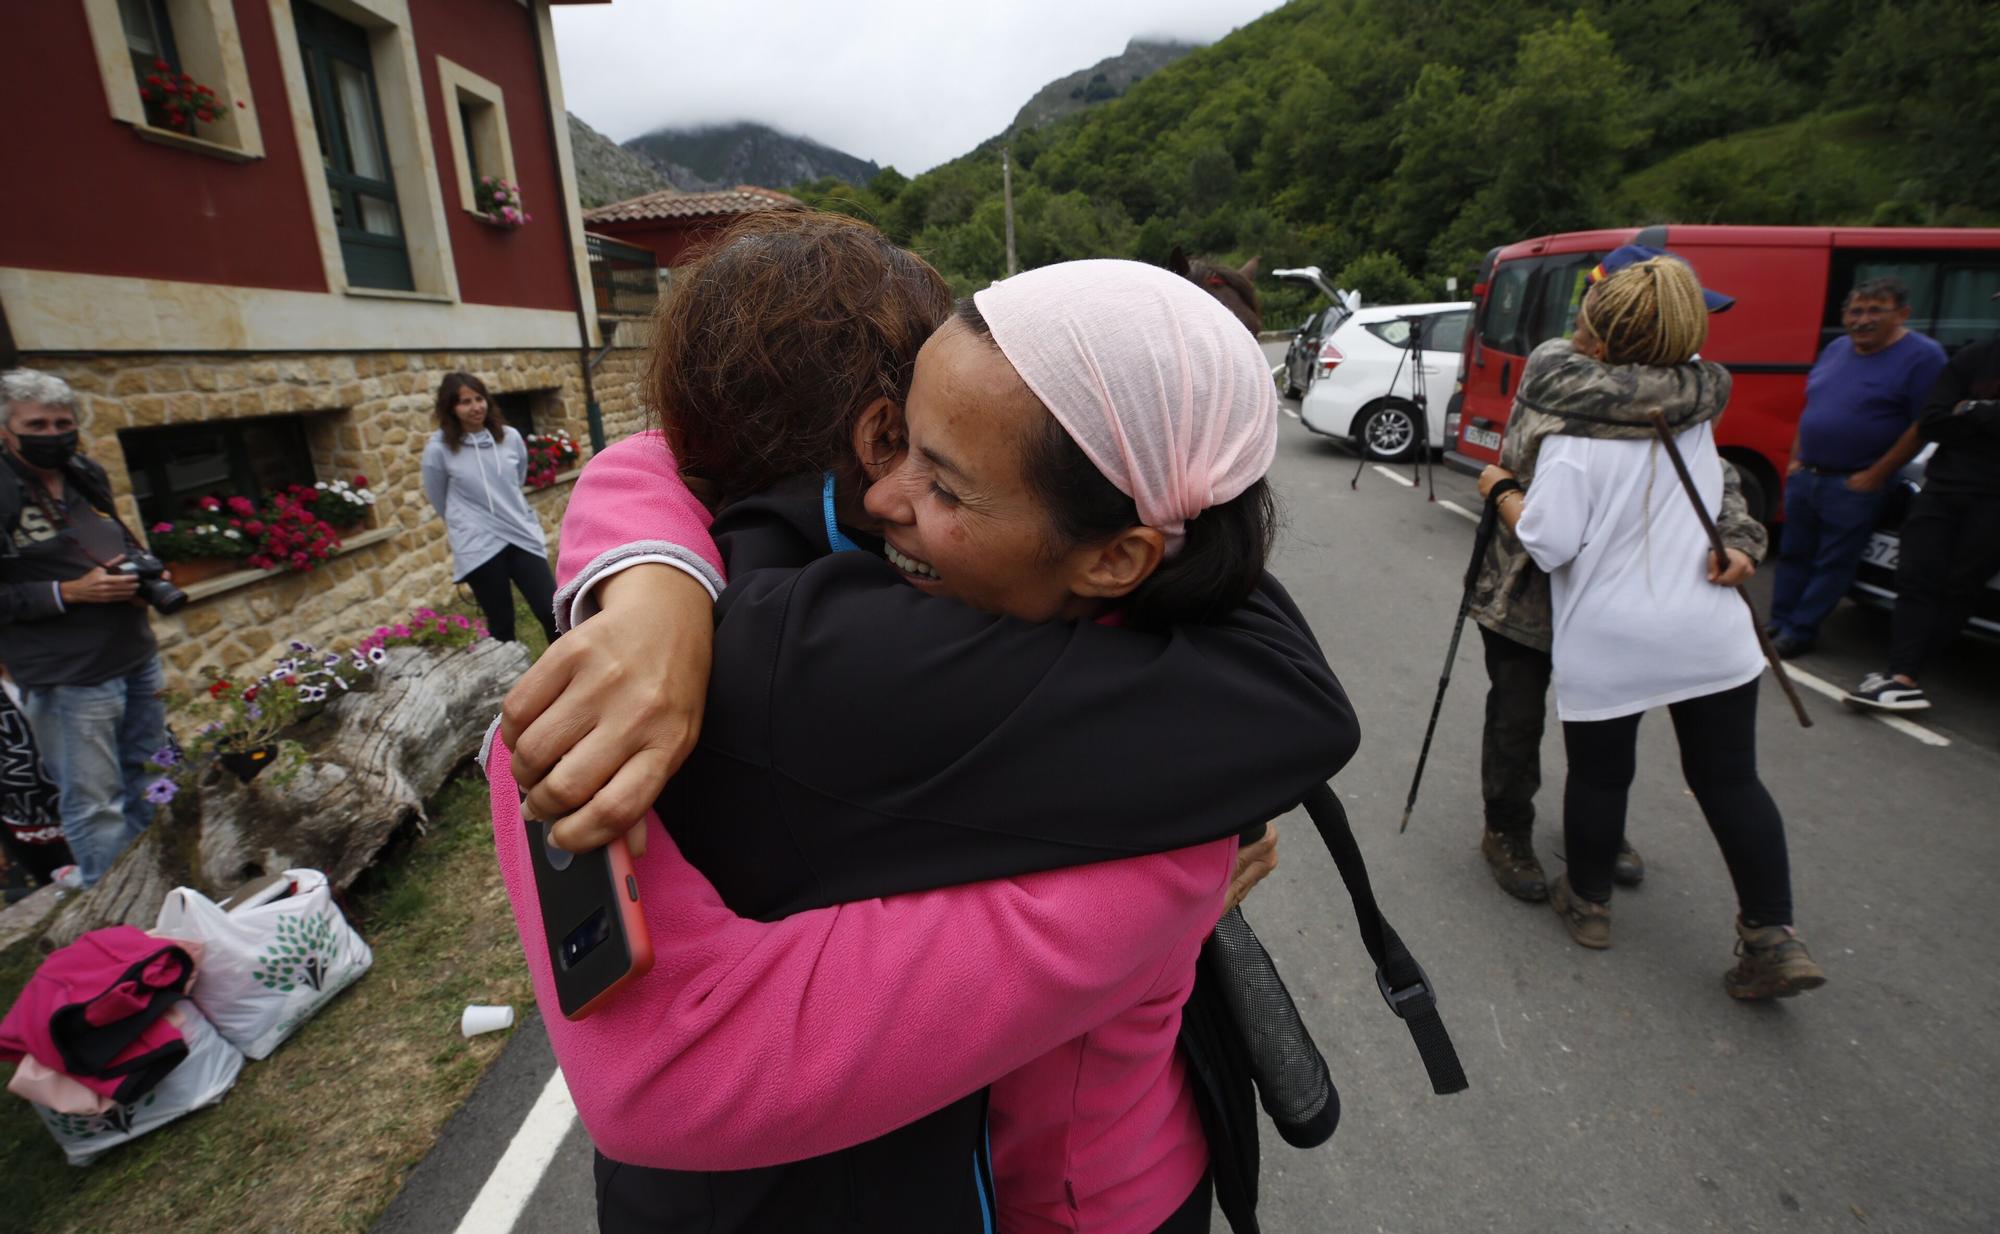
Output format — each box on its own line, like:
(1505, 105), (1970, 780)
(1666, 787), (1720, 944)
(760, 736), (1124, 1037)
(23, 341), (647, 689)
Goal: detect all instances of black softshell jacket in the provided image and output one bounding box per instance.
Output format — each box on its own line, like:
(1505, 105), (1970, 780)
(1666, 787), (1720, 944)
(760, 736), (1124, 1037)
(598, 477), (1358, 1234)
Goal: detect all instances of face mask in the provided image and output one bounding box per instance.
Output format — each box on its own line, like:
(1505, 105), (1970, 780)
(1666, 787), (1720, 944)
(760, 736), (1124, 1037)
(12, 429), (79, 471)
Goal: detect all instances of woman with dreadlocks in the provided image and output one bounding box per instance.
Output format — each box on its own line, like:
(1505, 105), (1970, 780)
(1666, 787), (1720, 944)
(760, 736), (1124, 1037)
(1478, 255), (1826, 1001)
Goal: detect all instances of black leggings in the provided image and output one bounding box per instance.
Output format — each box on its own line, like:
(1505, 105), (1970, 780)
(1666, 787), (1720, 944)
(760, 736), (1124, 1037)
(1560, 679), (1792, 926)
(462, 544), (557, 644)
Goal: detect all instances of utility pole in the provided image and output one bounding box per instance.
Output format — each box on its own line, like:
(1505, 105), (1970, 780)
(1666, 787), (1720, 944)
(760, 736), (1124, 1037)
(1002, 146), (1018, 278)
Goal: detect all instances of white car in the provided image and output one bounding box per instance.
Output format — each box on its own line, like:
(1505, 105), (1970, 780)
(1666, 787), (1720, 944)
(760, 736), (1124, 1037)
(1299, 302), (1471, 461)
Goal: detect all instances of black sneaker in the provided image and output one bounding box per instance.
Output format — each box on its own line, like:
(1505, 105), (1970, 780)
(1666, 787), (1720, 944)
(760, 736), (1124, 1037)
(1844, 672), (1930, 712)
(1769, 632), (1812, 659)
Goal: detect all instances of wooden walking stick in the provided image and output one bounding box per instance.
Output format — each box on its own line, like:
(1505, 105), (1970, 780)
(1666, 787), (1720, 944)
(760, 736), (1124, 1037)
(1646, 411), (1812, 728)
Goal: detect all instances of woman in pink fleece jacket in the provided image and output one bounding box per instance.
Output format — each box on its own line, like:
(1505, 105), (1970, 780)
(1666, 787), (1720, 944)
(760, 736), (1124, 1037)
(494, 228), (1340, 1234)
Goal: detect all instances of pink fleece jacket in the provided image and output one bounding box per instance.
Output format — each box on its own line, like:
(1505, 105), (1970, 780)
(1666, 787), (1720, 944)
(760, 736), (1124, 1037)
(495, 433), (1228, 1230)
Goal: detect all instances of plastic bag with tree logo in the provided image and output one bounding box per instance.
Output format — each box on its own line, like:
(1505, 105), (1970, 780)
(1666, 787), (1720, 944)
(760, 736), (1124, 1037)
(154, 868), (371, 1059)
(34, 1005), (244, 1166)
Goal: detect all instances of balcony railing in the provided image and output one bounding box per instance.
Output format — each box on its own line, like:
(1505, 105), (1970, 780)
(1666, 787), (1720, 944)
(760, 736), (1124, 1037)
(587, 233), (660, 317)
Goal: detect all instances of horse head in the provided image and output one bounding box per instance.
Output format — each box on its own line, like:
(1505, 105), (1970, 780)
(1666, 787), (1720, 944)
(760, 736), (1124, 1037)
(1170, 246), (1262, 336)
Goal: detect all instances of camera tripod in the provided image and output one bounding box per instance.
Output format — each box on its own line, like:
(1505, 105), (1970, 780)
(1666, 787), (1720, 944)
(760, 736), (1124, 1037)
(1348, 314), (1436, 502)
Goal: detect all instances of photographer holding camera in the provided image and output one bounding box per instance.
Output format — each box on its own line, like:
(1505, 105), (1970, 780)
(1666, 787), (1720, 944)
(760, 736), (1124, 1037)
(1, 368), (172, 889)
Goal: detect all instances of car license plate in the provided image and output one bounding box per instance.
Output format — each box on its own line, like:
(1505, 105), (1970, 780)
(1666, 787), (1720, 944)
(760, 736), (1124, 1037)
(1464, 426), (1501, 450)
(1861, 532), (1899, 571)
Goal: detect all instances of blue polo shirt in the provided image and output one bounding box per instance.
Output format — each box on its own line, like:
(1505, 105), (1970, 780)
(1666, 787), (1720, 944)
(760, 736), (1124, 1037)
(1795, 332), (1948, 471)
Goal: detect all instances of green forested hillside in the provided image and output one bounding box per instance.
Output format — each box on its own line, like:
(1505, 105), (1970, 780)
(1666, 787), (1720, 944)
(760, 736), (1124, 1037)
(790, 0), (2000, 324)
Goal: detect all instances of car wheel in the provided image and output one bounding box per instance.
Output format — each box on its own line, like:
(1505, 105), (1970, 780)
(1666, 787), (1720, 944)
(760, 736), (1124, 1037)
(1356, 401), (1421, 462)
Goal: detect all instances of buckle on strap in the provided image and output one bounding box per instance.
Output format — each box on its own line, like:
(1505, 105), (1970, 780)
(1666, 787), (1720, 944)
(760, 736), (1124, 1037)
(1376, 961), (1436, 1021)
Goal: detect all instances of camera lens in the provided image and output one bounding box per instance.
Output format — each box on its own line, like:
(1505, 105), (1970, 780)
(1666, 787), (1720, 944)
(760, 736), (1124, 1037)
(140, 578), (189, 614)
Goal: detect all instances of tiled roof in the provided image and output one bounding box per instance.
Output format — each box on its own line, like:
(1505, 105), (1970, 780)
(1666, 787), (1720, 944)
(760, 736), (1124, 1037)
(583, 185), (805, 224)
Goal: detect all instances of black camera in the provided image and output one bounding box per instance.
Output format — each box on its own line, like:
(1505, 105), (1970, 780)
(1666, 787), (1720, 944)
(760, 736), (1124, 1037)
(115, 550), (189, 614)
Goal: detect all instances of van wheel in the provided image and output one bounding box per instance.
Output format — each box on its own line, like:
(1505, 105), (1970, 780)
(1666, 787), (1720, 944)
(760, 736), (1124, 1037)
(1356, 401), (1421, 462)
(1723, 452), (1778, 526)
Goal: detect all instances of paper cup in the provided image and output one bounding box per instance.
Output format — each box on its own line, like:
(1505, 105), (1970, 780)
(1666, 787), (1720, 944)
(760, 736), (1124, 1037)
(460, 1004), (515, 1038)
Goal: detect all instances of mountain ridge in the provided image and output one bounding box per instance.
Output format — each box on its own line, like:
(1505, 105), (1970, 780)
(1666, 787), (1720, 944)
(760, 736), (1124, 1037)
(567, 113), (674, 209)
(1006, 38), (1197, 136)
(623, 122), (881, 192)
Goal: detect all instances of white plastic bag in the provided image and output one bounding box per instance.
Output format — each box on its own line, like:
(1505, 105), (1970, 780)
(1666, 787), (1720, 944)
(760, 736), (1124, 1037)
(154, 868), (372, 1059)
(34, 1005), (244, 1166)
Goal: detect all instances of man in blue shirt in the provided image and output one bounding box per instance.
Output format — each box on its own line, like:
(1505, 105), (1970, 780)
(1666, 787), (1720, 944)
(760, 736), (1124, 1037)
(1769, 277), (1948, 656)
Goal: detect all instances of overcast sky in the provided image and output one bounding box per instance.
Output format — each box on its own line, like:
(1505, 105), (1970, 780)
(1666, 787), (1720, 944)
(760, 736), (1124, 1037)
(552, 0), (1288, 174)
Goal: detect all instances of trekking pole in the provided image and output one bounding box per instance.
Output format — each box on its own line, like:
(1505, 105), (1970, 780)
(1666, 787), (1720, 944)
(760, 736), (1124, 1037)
(1646, 411), (1812, 729)
(1399, 490), (1501, 833)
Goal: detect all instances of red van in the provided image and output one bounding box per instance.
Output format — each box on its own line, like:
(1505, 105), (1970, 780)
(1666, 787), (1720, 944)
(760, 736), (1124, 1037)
(1443, 224), (2000, 521)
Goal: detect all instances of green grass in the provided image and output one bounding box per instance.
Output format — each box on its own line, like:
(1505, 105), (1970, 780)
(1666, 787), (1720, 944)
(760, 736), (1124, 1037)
(0, 618), (549, 1234)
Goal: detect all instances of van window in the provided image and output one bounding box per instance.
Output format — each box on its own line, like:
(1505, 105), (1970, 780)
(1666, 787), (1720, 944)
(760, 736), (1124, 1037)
(1480, 260), (1535, 354)
(1527, 254), (1604, 351)
(1825, 250), (2000, 354)
(1935, 265), (2000, 351)
(1427, 310), (1469, 355)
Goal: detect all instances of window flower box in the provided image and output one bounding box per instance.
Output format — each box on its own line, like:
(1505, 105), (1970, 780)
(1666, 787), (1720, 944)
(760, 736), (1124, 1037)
(474, 176), (532, 229)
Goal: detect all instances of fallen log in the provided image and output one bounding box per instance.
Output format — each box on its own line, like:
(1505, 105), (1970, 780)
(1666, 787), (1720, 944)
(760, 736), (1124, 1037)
(42, 639), (530, 948)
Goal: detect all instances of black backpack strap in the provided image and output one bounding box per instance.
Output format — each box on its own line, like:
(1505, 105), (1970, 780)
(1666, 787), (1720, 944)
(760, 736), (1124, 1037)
(1301, 783), (1469, 1095)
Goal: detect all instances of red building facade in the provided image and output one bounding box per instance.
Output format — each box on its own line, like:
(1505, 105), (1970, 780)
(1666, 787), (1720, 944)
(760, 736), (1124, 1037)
(0, 0), (654, 685)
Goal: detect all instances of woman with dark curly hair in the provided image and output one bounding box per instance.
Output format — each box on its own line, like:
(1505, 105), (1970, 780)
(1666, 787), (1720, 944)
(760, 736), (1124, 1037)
(490, 214), (1356, 1233)
(419, 371), (557, 643)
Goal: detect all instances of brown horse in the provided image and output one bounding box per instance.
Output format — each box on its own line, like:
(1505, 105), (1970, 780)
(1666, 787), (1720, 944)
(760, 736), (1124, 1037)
(1170, 246), (1262, 335)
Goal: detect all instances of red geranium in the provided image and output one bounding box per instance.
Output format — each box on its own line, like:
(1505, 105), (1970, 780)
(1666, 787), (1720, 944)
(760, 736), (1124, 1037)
(207, 680), (232, 698)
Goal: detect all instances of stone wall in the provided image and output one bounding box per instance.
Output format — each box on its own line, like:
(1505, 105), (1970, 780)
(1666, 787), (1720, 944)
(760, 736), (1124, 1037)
(22, 339), (646, 689)
(593, 314), (654, 443)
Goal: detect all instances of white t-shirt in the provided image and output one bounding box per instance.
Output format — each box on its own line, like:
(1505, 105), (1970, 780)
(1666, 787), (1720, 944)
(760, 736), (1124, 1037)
(1514, 423), (1764, 721)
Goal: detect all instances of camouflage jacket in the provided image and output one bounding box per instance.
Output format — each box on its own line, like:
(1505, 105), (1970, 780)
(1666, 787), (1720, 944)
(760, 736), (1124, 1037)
(1468, 339), (1769, 653)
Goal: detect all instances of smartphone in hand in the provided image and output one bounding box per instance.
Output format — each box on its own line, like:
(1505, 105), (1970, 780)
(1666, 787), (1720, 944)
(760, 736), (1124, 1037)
(525, 812), (653, 1019)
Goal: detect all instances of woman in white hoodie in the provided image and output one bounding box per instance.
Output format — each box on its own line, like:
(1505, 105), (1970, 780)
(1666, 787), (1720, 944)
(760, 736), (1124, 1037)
(419, 373), (557, 643)
(1478, 257), (1825, 1002)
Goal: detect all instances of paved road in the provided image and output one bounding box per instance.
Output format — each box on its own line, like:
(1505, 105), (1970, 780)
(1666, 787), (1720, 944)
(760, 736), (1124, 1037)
(382, 355), (2000, 1233)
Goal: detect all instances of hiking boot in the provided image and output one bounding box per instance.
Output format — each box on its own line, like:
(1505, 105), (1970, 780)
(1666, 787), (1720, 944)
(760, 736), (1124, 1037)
(1548, 873), (1611, 949)
(1725, 920), (1827, 1000)
(1844, 672), (1930, 712)
(1613, 840), (1646, 887)
(1481, 829), (1547, 902)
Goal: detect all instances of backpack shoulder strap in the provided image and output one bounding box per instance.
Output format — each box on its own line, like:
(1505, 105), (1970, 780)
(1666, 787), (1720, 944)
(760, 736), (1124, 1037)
(1302, 783), (1469, 1095)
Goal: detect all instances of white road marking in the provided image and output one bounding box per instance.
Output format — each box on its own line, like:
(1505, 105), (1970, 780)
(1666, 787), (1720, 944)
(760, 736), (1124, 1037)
(1282, 405), (1300, 421)
(1370, 465), (1416, 488)
(453, 1068), (578, 1234)
(1780, 664), (1950, 747)
(1438, 499), (1481, 523)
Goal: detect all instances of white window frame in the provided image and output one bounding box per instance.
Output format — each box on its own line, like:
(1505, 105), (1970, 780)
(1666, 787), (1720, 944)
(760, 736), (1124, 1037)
(437, 57), (519, 219)
(267, 0), (460, 302)
(82, 0), (266, 160)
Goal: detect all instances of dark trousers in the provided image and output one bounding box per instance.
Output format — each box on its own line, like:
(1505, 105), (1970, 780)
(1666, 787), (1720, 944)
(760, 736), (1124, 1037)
(1889, 489), (2000, 679)
(1771, 470), (1889, 644)
(1479, 625), (1553, 835)
(1153, 1171), (1212, 1234)
(463, 544), (557, 644)
(1559, 679), (1793, 926)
